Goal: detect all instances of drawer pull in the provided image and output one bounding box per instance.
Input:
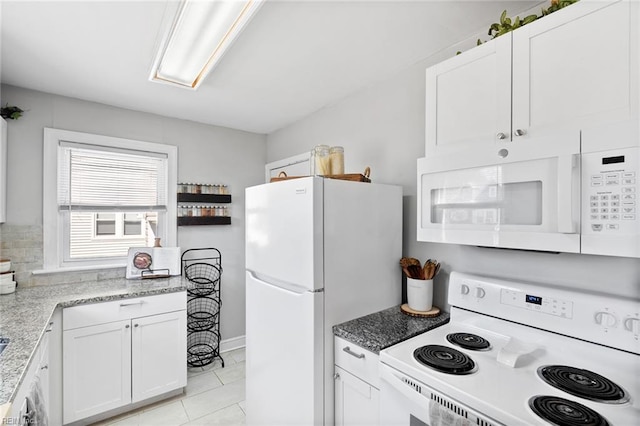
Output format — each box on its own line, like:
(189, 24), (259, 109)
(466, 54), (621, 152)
(343, 346), (365, 359)
(119, 300), (145, 307)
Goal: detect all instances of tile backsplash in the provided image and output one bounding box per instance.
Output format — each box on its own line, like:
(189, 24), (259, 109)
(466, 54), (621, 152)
(0, 224), (125, 287)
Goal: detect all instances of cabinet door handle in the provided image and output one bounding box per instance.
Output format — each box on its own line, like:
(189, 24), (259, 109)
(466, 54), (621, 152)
(334, 372), (340, 380)
(41, 365), (48, 370)
(496, 132), (507, 140)
(343, 346), (365, 359)
(125, 324), (130, 329)
(120, 300), (145, 307)
(514, 129), (527, 137)
(134, 324), (139, 328)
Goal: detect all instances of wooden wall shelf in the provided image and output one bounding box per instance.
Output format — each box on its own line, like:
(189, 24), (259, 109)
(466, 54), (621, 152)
(178, 216), (231, 226)
(177, 193), (231, 203)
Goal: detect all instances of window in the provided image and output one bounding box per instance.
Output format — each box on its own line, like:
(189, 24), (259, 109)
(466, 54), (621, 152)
(95, 213), (117, 236)
(91, 213), (151, 239)
(43, 129), (177, 271)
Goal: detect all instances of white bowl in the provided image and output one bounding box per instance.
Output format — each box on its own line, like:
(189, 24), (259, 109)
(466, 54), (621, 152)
(0, 259), (10, 273)
(0, 281), (16, 295)
(0, 272), (14, 284)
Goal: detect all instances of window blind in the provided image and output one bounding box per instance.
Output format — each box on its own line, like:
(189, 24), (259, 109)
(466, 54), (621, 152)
(58, 142), (168, 211)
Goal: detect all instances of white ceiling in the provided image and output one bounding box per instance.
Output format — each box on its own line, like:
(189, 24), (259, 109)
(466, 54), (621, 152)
(1, 0), (541, 134)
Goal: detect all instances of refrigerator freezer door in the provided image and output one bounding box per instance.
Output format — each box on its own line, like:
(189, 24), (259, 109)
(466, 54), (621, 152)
(245, 271), (323, 425)
(245, 177), (323, 291)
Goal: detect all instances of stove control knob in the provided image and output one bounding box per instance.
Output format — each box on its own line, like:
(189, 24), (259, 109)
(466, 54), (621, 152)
(594, 311), (618, 327)
(623, 317), (640, 334)
(475, 287), (486, 298)
(461, 284), (470, 295)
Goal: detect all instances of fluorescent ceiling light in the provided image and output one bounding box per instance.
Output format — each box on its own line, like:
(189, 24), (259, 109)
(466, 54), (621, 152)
(150, 0), (264, 89)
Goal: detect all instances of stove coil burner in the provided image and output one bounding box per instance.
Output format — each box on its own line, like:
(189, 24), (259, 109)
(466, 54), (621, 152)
(413, 345), (476, 375)
(538, 365), (629, 404)
(446, 333), (491, 351)
(529, 395), (609, 426)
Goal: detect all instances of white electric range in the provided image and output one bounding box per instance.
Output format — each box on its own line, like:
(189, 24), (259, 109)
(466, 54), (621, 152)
(380, 272), (640, 426)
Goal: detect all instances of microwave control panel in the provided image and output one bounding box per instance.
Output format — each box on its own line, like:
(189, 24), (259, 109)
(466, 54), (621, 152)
(582, 146), (639, 257)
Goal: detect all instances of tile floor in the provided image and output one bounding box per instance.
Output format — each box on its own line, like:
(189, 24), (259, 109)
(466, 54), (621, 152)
(94, 348), (246, 426)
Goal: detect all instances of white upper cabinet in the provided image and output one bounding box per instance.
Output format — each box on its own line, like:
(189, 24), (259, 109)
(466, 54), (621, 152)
(512, 0), (636, 144)
(426, 0), (638, 158)
(425, 35), (511, 157)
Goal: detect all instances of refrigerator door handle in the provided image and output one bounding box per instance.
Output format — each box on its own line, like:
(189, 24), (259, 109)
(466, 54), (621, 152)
(247, 270), (310, 295)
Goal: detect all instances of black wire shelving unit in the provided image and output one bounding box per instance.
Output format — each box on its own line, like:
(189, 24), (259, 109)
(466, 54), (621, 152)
(182, 248), (225, 368)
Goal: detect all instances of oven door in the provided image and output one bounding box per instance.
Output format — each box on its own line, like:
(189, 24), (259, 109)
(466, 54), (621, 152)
(417, 146), (580, 253)
(380, 363), (502, 426)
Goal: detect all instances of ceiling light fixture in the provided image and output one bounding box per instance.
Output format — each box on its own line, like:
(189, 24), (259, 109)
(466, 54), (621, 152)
(150, 0), (265, 90)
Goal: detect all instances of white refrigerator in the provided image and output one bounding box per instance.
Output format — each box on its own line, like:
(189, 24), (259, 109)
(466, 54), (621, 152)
(245, 177), (402, 426)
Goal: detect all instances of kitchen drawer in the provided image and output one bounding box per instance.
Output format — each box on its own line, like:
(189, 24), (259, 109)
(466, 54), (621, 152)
(334, 336), (380, 389)
(63, 291), (186, 330)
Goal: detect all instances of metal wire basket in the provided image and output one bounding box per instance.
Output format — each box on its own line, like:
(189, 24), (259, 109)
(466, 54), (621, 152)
(187, 297), (220, 332)
(187, 330), (221, 367)
(184, 262), (221, 296)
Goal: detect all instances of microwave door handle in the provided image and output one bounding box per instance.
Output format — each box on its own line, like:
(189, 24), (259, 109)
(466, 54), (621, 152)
(557, 154), (578, 233)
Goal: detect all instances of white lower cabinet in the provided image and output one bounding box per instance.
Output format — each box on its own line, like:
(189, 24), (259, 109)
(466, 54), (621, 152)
(9, 309), (62, 426)
(63, 319), (133, 422)
(63, 292), (187, 424)
(132, 311), (187, 403)
(334, 336), (380, 426)
(335, 366), (380, 426)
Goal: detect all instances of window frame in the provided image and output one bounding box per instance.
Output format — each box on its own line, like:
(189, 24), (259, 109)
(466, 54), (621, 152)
(43, 128), (177, 272)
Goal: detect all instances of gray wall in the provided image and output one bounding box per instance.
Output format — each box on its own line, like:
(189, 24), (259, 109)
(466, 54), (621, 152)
(267, 39), (640, 309)
(0, 84), (267, 342)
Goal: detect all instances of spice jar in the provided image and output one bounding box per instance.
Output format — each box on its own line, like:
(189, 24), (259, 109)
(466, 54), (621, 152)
(329, 146), (344, 175)
(311, 145), (331, 176)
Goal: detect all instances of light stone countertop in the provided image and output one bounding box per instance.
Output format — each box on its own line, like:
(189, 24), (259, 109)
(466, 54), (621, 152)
(0, 276), (188, 405)
(333, 305), (450, 354)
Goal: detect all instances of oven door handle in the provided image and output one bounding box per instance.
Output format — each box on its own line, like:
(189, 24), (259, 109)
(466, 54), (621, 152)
(380, 363), (431, 407)
(380, 364), (503, 426)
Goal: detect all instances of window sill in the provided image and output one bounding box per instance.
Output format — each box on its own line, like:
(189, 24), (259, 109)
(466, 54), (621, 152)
(32, 263), (126, 275)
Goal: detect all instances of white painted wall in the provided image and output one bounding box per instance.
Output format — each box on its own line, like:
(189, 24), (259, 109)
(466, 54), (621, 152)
(0, 84), (266, 341)
(267, 38), (640, 309)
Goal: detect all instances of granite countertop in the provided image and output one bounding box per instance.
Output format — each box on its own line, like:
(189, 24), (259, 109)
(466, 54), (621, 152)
(0, 276), (188, 405)
(333, 305), (450, 354)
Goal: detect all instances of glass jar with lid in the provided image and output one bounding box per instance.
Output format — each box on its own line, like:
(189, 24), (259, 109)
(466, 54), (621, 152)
(310, 145), (331, 176)
(329, 146), (344, 175)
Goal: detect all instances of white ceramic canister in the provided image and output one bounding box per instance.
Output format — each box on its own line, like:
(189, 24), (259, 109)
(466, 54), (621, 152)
(0, 281), (16, 295)
(0, 259), (10, 273)
(0, 271), (14, 284)
(407, 277), (433, 311)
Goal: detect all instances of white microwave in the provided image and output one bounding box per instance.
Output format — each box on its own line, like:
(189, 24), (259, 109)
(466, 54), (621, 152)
(417, 137), (639, 258)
